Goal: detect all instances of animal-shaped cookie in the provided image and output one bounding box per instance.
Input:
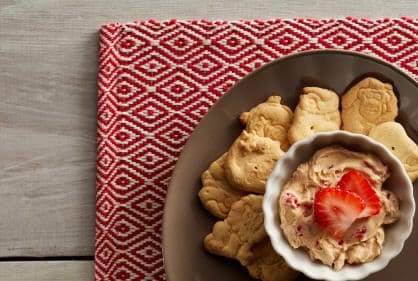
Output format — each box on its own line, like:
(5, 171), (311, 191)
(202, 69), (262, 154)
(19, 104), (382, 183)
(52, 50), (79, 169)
(369, 122), (418, 181)
(203, 195), (266, 266)
(246, 238), (298, 281)
(224, 131), (284, 194)
(288, 87), (341, 144)
(198, 153), (246, 219)
(240, 96), (293, 151)
(342, 77), (398, 135)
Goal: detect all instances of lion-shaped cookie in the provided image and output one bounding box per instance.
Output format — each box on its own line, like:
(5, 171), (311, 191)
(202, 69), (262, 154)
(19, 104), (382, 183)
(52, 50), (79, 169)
(224, 131), (284, 194)
(342, 77), (398, 135)
(240, 96), (293, 151)
(203, 194), (266, 266)
(369, 121), (418, 181)
(288, 87), (341, 144)
(198, 153), (246, 219)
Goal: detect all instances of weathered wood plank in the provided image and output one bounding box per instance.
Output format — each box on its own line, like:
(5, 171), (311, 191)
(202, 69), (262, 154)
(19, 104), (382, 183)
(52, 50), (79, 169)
(0, 0), (417, 257)
(0, 261), (94, 281)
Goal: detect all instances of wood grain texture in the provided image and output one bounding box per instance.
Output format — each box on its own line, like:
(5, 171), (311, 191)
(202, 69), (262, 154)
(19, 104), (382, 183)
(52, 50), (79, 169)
(0, 261), (93, 280)
(0, 0), (417, 261)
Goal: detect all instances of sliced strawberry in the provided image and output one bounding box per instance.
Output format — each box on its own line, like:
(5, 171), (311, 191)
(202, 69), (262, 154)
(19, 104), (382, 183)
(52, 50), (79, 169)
(314, 188), (365, 239)
(337, 170), (381, 218)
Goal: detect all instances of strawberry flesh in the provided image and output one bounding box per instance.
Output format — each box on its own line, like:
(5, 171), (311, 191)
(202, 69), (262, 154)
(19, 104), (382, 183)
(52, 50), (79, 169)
(314, 188), (365, 239)
(338, 170), (381, 218)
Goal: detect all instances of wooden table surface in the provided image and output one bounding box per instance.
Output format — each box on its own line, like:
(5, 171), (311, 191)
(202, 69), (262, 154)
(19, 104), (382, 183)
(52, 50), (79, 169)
(1, 0), (417, 279)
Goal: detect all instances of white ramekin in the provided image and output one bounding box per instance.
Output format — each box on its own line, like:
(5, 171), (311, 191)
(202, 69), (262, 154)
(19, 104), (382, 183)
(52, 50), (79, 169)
(263, 131), (415, 281)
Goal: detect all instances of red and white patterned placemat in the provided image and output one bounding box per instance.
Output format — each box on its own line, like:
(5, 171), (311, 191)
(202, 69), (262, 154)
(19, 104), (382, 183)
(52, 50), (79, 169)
(95, 18), (418, 281)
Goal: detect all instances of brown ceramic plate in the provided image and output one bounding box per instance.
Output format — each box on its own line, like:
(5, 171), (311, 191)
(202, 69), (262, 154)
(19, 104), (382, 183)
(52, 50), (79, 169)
(163, 50), (418, 281)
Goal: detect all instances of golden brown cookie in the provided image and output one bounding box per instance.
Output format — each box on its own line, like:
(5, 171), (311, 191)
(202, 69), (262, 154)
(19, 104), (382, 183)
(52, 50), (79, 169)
(288, 87), (341, 144)
(369, 121), (418, 181)
(224, 131), (284, 194)
(240, 96), (293, 151)
(198, 153), (246, 219)
(246, 238), (298, 281)
(203, 194), (266, 266)
(342, 77), (398, 135)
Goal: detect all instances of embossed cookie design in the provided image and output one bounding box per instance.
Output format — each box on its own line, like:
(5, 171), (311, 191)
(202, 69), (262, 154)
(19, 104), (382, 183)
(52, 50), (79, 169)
(224, 131), (284, 194)
(198, 153), (246, 219)
(246, 238), (298, 281)
(240, 96), (293, 151)
(342, 77), (398, 135)
(203, 195), (266, 266)
(369, 122), (418, 181)
(288, 87), (341, 144)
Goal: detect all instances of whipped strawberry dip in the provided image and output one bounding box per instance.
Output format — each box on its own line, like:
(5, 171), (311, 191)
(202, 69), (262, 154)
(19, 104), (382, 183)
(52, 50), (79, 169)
(279, 146), (400, 271)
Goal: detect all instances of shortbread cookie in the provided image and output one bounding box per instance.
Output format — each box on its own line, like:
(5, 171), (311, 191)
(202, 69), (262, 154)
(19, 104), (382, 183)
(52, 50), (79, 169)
(198, 153), (246, 219)
(342, 77), (398, 135)
(240, 96), (293, 151)
(203, 195), (266, 266)
(224, 131), (284, 193)
(288, 87), (341, 144)
(246, 238), (298, 281)
(369, 122), (418, 181)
